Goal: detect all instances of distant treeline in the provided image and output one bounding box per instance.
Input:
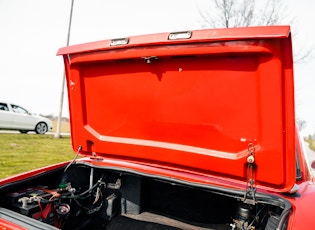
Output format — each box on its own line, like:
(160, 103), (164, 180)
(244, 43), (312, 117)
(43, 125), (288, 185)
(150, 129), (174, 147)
(41, 114), (69, 122)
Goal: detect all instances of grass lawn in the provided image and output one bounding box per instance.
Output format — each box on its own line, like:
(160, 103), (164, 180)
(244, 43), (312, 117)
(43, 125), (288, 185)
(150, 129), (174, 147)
(0, 133), (74, 179)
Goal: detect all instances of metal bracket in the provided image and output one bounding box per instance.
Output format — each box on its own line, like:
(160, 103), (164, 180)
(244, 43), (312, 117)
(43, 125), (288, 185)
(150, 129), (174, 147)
(243, 143), (257, 204)
(142, 56), (158, 64)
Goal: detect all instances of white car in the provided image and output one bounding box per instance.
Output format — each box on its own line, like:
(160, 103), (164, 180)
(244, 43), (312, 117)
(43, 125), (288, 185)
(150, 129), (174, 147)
(0, 101), (53, 134)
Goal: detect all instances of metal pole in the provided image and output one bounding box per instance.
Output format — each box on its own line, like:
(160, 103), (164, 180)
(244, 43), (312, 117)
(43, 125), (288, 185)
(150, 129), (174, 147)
(55, 0), (74, 138)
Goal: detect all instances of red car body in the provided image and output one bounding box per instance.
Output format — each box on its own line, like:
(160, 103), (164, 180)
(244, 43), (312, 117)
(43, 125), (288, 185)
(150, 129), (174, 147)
(0, 26), (315, 230)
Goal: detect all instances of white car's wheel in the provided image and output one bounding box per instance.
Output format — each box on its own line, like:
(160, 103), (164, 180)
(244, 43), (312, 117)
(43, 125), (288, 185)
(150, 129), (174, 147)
(35, 122), (48, 134)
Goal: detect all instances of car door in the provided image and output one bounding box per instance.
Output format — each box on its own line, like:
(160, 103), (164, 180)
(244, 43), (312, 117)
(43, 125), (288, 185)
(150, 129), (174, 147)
(0, 102), (13, 129)
(10, 104), (36, 130)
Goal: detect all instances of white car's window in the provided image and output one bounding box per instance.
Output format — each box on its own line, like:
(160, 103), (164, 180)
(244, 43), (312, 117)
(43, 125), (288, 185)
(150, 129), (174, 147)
(0, 103), (9, 111)
(11, 104), (28, 114)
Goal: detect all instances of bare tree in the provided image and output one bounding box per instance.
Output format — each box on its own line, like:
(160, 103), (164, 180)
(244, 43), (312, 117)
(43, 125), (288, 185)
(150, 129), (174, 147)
(256, 0), (284, 26)
(201, 0), (287, 28)
(296, 118), (307, 131)
(199, 0), (313, 63)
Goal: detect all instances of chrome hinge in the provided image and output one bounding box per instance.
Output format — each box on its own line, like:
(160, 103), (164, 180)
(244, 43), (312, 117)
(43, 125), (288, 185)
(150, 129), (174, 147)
(243, 143), (257, 205)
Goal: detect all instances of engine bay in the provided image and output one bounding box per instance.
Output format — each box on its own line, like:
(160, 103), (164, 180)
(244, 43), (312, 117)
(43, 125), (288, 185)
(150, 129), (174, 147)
(0, 163), (290, 230)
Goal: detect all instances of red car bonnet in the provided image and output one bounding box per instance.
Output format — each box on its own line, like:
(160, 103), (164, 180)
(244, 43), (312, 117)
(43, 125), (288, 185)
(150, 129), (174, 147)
(57, 26), (295, 193)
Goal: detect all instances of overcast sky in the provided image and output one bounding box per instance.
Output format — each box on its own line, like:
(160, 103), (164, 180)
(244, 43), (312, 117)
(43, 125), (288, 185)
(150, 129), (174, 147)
(0, 0), (314, 134)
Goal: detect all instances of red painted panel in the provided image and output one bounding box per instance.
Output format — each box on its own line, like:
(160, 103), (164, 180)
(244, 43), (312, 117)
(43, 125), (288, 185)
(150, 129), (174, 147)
(61, 26), (295, 192)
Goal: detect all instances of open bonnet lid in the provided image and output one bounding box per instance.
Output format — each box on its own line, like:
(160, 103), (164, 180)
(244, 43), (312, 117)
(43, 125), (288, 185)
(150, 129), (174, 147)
(58, 26), (296, 192)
